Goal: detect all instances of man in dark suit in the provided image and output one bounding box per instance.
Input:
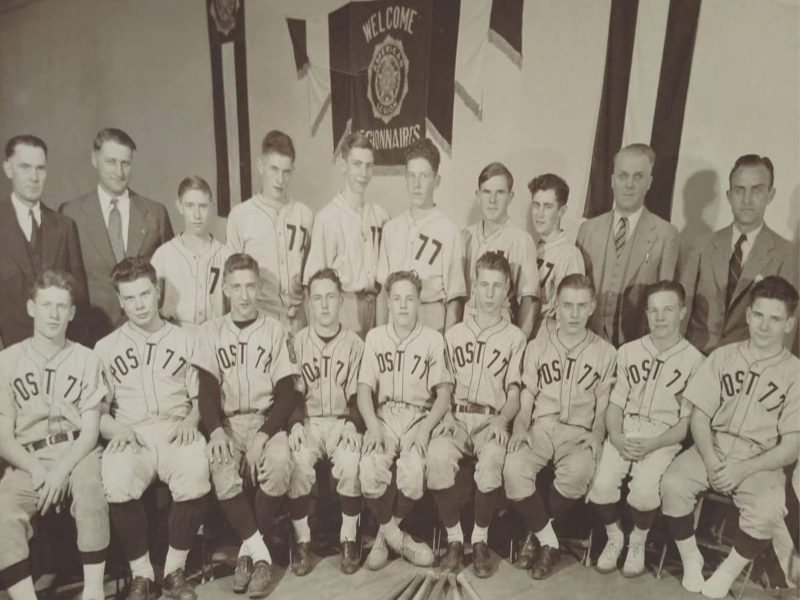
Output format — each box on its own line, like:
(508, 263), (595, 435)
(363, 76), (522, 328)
(1, 135), (88, 348)
(576, 143), (679, 347)
(60, 128), (173, 346)
(680, 154), (798, 355)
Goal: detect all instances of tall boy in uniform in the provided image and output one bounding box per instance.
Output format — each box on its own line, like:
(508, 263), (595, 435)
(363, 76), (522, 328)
(505, 274), (616, 579)
(377, 139), (466, 333)
(427, 252), (527, 577)
(660, 275), (800, 598)
(463, 162), (540, 339)
(0, 270), (109, 600)
(286, 268), (365, 576)
(587, 281), (704, 577)
(227, 131), (313, 336)
(303, 133), (389, 339)
(96, 257), (210, 600)
(358, 271), (453, 570)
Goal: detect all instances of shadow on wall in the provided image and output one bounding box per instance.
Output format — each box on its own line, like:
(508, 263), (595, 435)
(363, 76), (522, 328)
(678, 169), (719, 258)
(789, 184), (799, 357)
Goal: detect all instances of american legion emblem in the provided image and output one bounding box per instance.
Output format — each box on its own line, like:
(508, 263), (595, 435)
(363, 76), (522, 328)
(210, 0), (240, 37)
(367, 35), (410, 125)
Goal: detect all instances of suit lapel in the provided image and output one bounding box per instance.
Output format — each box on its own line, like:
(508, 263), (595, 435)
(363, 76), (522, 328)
(40, 205), (62, 269)
(591, 211), (614, 258)
(624, 208), (657, 278)
(730, 226), (776, 308)
(0, 200), (35, 279)
(710, 226), (733, 293)
(81, 192), (117, 266)
(127, 193), (148, 257)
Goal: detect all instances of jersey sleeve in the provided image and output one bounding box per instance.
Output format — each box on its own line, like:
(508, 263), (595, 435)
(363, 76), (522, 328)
(345, 335), (364, 399)
(426, 331), (453, 391)
(609, 346), (631, 410)
(303, 210), (336, 285)
(358, 331), (381, 391)
(683, 349), (723, 418)
(269, 323), (301, 383)
(226, 209), (244, 252)
(92, 336), (116, 409)
(521, 338), (542, 396)
(515, 233), (540, 301)
(192, 322), (222, 382)
(677, 352), (705, 420)
(778, 378), (800, 435)
(0, 363), (17, 423)
(505, 330), (526, 392)
(443, 226), (467, 300)
(593, 343), (617, 405)
(77, 351), (109, 414)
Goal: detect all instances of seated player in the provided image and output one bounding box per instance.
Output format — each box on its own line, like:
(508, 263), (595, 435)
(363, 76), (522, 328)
(661, 276), (799, 598)
(151, 176), (231, 329)
(96, 257), (210, 600)
(505, 274), (616, 579)
(427, 252), (527, 577)
(0, 270), (109, 600)
(193, 253), (301, 598)
(587, 281), (704, 577)
(286, 268), (365, 576)
(358, 270), (454, 570)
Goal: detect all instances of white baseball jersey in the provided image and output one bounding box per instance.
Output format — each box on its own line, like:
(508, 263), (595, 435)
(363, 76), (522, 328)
(445, 315), (526, 411)
(359, 322), (453, 410)
(610, 335), (705, 427)
(303, 194), (389, 293)
(294, 325), (363, 418)
(227, 195), (313, 317)
(95, 322), (198, 426)
(0, 340), (106, 446)
(193, 312), (300, 416)
(463, 217), (540, 312)
(151, 235), (232, 327)
(522, 328), (617, 429)
(377, 209), (467, 304)
(685, 342), (800, 453)
(537, 231), (585, 318)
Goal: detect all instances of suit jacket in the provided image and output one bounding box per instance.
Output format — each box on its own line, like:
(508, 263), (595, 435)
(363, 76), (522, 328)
(60, 190), (173, 346)
(576, 207), (679, 347)
(680, 224), (799, 355)
(0, 199), (89, 347)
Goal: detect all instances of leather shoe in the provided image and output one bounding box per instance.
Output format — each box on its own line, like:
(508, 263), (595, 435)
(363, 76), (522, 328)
(472, 541), (492, 578)
(517, 532), (538, 569)
(293, 542), (312, 577)
(531, 545), (561, 580)
(125, 577), (153, 600)
(232, 556), (254, 593)
(248, 561), (271, 599)
(340, 540), (360, 575)
(439, 541), (463, 573)
(163, 569), (197, 600)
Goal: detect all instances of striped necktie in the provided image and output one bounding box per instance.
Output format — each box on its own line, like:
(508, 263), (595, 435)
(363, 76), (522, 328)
(726, 233), (746, 310)
(108, 198), (125, 263)
(614, 216), (628, 258)
(29, 209), (40, 249)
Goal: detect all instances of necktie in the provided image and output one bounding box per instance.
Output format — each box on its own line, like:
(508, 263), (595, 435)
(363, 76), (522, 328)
(29, 209), (40, 248)
(726, 233), (746, 310)
(614, 216), (628, 258)
(108, 198), (125, 263)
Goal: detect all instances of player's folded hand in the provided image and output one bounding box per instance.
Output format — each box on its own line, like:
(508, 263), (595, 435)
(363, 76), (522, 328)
(246, 432), (269, 485)
(508, 428), (533, 453)
(289, 423), (307, 452)
(38, 464), (71, 515)
(169, 421), (199, 447)
(486, 415), (509, 447)
(407, 428), (430, 457)
(207, 428), (236, 463)
(432, 414), (457, 439)
(107, 426), (143, 453)
(577, 432), (602, 459)
(363, 427), (386, 454)
(711, 461), (747, 493)
(623, 436), (650, 461)
(338, 421), (361, 453)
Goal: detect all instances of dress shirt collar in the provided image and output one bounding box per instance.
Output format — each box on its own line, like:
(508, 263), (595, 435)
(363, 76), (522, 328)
(613, 204), (644, 239)
(97, 184), (130, 215)
(11, 192), (41, 224)
(731, 222), (763, 250)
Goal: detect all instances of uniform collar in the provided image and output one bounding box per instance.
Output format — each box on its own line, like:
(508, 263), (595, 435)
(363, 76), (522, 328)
(405, 207), (441, 228)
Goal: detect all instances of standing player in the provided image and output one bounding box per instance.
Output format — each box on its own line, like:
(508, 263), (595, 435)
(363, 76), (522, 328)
(427, 252), (527, 577)
(504, 274), (616, 579)
(151, 176), (231, 330)
(303, 133), (389, 339)
(377, 139), (466, 333)
(358, 271), (453, 570)
(587, 281), (704, 577)
(528, 173), (584, 323)
(227, 131), (313, 336)
(463, 163), (540, 339)
(193, 254), (301, 598)
(95, 257), (210, 600)
(0, 270), (108, 600)
(660, 276), (799, 598)
(286, 268), (364, 576)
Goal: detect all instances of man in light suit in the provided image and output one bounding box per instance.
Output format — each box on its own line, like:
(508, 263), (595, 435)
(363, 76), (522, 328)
(1, 135), (88, 348)
(680, 154), (798, 355)
(576, 143), (679, 347)
(60, 128), (173, 346)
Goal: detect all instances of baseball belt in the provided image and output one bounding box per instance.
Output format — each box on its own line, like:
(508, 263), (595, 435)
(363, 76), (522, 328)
(25, 430), (79, 453)
(382, 400), (427, 413)
(454, 403), (498, 416)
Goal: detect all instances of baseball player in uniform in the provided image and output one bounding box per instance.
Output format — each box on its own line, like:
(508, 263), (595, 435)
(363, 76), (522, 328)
(0, 270), (108, 600)
(227, 131), (313, 336)
(377, 139), (466, 333)
(660, 275), (800, 598)
(286, 268), (364, 576)
(427, 251), (527, 577)
(193, 253), (301, 598)
(95, 257), (210, 600)
(464, 162), (540, 340)
(303, 132), (389, 339)
(528, 173), (584, 324)
(505, 274), (616, 579)
(151, 176), (231, 330)
(358, 270), (454, 570)
(588, 281), (704, 577)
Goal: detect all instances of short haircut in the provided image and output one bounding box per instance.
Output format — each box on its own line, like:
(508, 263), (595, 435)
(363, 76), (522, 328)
(478, 162), (514, 191)
(308, 268), (343, 293)
(615, 143), (655, 168)
(29, 269), (77, 304)
(93, 128), (137, 152)
(475, 251), (511, 284)
(385, 270), (422, 297)
(646, 280), (686, 307)
(751, 275), (799, 316)
(405, 138), (440, 173)
(527, 173), (570, 207)
(178, 175), (213, 199)
(557, 274), (596, 299)
(729, 154), (775, 189)
(224, 253), (260, 281)
(261, 130), (296, 162)
(111, 256), (158, 292)
(341, 132), (374, 159)
(5, 135), (48, 159)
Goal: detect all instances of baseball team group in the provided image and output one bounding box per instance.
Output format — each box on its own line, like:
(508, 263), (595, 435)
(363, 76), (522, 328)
(0, 126), (798, 600)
